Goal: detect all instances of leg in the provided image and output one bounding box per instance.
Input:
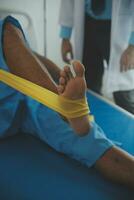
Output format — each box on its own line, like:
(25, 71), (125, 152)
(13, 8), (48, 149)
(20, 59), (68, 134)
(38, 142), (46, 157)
(95, 146), (134, 187)
(0, 20), (25, 138)
(3, 23), (57, 94)
(3, 18), (134, 188)
(34, 52), (60, 84)
(0, 92), (24, 137)
(3, 21), (89, 135)
(57, 61), (134, 188)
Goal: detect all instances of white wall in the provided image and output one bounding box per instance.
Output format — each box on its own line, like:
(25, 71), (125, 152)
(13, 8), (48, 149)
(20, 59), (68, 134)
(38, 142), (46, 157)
(46, 0), (64, 68)
(0, 0), (45, 55)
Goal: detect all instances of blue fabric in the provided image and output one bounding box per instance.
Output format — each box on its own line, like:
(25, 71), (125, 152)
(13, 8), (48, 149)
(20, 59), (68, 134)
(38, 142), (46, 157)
(21, 98), (113, 167)
(0, 15), (114, 167)
(60, 26), (72, 39)
(87, 93), (134, 155)
(129, 31), (134, 45)
(0, 92), (134, 199)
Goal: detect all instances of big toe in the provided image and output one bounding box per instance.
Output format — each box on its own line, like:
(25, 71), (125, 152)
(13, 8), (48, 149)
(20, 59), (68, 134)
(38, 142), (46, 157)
(72, 60), (85, 77)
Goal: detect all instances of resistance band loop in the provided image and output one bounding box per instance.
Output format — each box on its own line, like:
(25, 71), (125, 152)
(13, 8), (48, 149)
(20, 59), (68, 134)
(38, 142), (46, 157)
(0, 69), (93, 120)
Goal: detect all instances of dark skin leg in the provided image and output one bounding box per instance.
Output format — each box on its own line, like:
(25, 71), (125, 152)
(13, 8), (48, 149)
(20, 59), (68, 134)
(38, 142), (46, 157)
(3, 22), (134, 189)
(34, 52), (61, 84)
(3, 22), (90, 135)
(59, 62), (134, 189)
(3, 23), (58, 94)
(95, 146), (134, 188)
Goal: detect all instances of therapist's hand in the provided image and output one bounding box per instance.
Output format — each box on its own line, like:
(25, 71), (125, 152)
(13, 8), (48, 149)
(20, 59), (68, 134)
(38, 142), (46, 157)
(120, 45), (134, 72)
(61, 39), (73, 63)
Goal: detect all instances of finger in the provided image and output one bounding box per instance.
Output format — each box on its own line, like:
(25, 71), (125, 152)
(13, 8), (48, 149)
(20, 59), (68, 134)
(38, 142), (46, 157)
(63, 55), (70, 63)
(120, 55), (127, 72)
(63, 51), (72, 64)
(127, 64), (134, 71)
(120, 56), (124, 72)
(124, 55), (130, 71)
(57, 85), (65, 94)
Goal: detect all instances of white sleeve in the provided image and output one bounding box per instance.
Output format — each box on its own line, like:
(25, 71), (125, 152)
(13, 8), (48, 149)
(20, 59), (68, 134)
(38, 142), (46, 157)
(59, 0), (75, 27)
(131, 1), (134, 32)
(128, 1), (134, 44)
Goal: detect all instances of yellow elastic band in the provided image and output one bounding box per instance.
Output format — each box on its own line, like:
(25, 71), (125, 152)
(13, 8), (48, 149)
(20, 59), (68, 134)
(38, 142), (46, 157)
(0, 69), (94, 121)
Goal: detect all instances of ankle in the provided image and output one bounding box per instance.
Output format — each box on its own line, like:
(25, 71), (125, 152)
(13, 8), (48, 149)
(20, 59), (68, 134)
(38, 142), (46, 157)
(68, 115), (90, 136)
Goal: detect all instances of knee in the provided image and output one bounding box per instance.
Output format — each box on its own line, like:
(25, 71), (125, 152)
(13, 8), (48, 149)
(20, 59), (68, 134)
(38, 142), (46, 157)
(3, 22), (26, 64)
(3, 22), (25, 49)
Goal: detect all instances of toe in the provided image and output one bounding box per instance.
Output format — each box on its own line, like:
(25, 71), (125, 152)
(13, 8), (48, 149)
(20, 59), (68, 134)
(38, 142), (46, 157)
(60, 70), (66, 78)
(64, 65), (73, 79)
(59, 77), (66, 85)
(57, 85), (65, 94)
(64, 65), (70, 73)
(60, 70), (68, 81)
(72, 60), (85, 77)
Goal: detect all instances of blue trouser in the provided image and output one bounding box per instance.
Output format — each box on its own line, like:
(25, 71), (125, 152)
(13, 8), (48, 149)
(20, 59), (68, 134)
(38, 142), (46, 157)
(0, 16), (113, 167)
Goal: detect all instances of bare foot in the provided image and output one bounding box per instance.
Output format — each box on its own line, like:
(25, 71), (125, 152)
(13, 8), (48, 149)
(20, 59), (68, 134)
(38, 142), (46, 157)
(57, 61), (90, 136)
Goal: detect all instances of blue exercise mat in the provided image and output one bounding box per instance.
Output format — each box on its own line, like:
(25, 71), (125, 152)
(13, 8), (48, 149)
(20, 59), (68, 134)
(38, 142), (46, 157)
(0, 91), (134, 200)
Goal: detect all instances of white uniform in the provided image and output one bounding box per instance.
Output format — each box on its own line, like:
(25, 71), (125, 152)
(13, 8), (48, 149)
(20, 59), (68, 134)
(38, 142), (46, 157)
(59, 0), (85, 61)
(103, 0), (134, 97)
